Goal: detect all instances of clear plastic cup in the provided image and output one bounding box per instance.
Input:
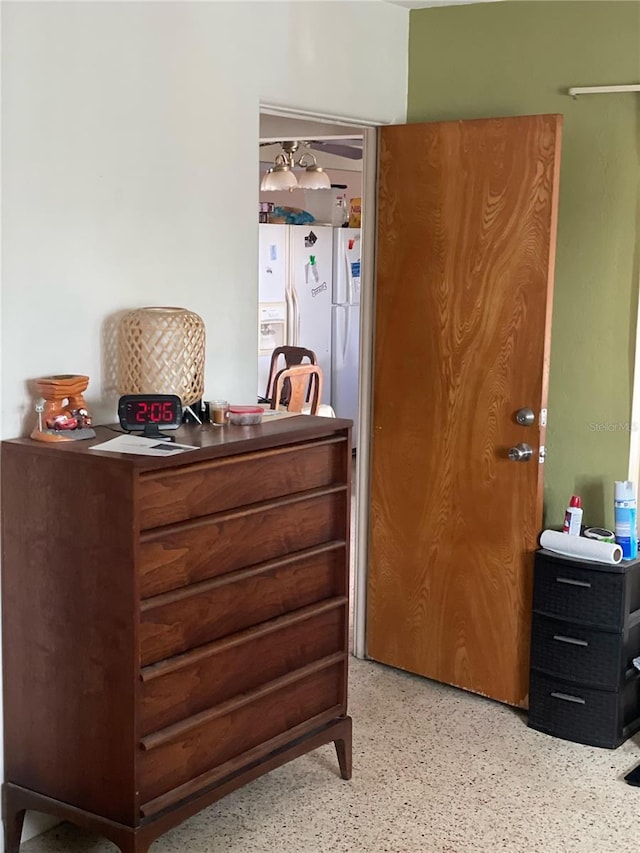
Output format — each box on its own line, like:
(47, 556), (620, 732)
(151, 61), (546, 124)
(209, 400), (229, 426)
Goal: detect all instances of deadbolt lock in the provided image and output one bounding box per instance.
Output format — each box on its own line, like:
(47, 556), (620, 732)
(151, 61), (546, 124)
(515, 407), (535, 427)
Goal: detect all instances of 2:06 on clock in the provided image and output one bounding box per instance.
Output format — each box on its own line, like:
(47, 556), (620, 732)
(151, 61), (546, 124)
(117, 394), (182, 431)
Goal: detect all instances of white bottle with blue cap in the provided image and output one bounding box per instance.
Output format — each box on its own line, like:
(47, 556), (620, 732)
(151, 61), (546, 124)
(614, 480), (638, 560)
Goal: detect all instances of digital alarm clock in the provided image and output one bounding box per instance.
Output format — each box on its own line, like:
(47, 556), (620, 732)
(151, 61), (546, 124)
(117, 394), (183, 432)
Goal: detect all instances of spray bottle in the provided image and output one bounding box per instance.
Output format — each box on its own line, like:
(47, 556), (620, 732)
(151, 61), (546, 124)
(563, 495), (583, 536)
(614, 481), (638, 560)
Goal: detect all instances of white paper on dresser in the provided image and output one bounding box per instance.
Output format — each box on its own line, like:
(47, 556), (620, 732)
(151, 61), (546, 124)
(89, 434), (197, 457)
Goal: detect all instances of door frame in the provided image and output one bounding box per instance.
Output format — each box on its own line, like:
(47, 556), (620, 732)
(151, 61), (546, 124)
(259, 105), (382, 660)
(628, 265), (640, 483)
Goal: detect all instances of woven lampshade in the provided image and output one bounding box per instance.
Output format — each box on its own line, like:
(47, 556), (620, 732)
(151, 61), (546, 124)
(117, 307), (206, 406)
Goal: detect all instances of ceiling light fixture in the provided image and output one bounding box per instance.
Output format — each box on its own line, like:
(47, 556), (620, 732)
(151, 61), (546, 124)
(260, 141), (331, 192)
(260, 154), (297, 192)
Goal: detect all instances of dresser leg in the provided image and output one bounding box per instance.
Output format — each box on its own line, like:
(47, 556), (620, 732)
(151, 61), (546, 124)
(3, 787), (26, 853)
(108, 830), (154, 853)
(334, 715), (352, 780)
(116, 840), (151, 853)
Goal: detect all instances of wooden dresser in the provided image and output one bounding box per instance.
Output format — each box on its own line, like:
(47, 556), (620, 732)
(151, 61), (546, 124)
(1, 417), (352, 853)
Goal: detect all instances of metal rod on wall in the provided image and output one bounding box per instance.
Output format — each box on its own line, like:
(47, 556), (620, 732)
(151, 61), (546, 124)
(568, 84), (640, 98)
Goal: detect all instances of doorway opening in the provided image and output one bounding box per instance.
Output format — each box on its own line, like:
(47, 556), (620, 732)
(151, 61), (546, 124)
(257, 108), (378, 659)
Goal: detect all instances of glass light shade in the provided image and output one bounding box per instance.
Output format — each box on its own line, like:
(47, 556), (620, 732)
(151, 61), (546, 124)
(259, 170), (272, 191)
(260, 165), (298, 191)
(297, 165), (331, 190)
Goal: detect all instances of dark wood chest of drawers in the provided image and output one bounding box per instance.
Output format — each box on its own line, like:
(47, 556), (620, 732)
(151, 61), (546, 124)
(528, 549), (640, 748)
(1, 417), (352, 852)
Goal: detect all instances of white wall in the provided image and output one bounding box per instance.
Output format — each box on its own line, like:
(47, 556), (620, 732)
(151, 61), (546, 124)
(0, 0), (408, 845)
(1, 0), (408, 437)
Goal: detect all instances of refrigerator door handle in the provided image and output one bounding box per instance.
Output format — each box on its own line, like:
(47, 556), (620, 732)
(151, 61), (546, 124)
(284, 227), (299, 346)
(341, 306), (351, 364)
(291, 286), (300, 346)
(334, 305), (350, 367)
(343, 246), (353, 305)
(285, 287), (294, 345)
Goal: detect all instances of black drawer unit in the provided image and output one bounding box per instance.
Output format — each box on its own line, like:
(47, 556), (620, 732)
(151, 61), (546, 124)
(528, 549), (640, 748)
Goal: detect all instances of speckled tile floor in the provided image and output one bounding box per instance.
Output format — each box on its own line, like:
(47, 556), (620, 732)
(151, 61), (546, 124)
(20, 470), (640, 852)
(20, 660), (640, 853)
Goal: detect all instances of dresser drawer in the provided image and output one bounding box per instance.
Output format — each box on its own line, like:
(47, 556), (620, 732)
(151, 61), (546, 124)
(528, 670), (640, 749)
(140, 600), (346, 736)
(138, 438), (347, 529)
(139, 488), (347, 598)
(530, 613), (640, 689)
(533, 556), (625, 629)
(138, 658), (345, 804)
(140, 543), (345, 665)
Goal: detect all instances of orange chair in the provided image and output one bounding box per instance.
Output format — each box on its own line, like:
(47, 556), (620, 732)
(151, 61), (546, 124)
(271, 365), (323, 416)
(263, 346), (317, 406)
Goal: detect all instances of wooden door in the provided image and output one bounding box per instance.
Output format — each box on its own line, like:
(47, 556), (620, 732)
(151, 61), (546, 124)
(367, 115), (562, 708)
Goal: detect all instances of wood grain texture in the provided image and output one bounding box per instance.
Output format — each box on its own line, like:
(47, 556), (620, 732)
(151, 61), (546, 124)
(4, 715), (352, 853)
(138, 660), (344, 803)
(1, 446), (138, 825)
(1, 417), (352, 852)
(137, 715), (351, 821)
(139, 487), (347, 597)
(140, 600), (347, 735)
(138, 438), (346, 529)
(3, 419), (352, 468)
(367, 115), (562, 707)
(139, 543), (346, 665)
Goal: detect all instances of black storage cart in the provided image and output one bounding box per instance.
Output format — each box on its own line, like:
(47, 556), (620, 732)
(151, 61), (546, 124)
(528, 549), (640, 748)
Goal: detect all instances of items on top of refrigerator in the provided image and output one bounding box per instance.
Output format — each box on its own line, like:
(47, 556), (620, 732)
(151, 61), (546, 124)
(348, 197), (362, 228)
(303, 186), (350, 226)
(269, 206), (315, 225)
(259, 202), (274, 223)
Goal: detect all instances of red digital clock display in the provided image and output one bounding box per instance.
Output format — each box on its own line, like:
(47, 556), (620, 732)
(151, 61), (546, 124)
(117, 394), (182, 431)
(126, 399), (178, 424)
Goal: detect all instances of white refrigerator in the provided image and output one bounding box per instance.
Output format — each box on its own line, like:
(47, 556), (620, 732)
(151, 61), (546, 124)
(258, 224), (333, 404)
(331, 227), (361, 446)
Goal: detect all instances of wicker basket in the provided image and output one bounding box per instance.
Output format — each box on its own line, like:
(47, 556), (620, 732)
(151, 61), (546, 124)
(117, 307), (205, 406)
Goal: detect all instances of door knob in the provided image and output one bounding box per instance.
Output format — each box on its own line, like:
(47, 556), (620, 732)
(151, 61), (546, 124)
(515, 407), (535, 426)
(508, 443), (533, 462)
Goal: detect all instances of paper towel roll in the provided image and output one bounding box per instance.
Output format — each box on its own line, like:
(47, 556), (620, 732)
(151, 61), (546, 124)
(539, 529), (623, 565)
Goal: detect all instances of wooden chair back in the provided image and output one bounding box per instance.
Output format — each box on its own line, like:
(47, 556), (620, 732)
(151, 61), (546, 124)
(271, 365), (323, 415)
(265, 346), (317, 404)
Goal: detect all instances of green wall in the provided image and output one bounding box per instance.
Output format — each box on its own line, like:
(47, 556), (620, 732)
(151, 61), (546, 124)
(407, 0), (640, 529)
